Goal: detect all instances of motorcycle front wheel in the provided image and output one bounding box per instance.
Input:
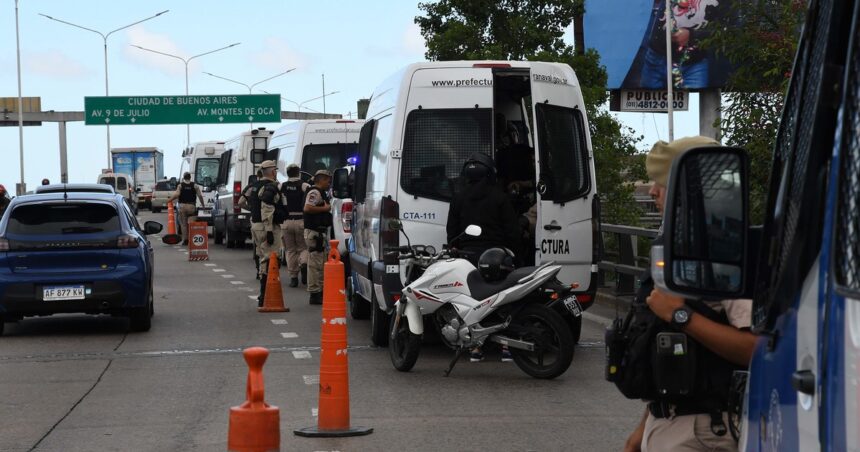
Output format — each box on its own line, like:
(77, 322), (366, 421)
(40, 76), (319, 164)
(507, 304), (574, 379)
(389, 310), (422, 372)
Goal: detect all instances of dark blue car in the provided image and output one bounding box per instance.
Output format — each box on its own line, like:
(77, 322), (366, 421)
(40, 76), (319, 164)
(0, 192), (162, 334)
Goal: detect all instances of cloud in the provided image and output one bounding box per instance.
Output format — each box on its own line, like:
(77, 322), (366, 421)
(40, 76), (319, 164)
(250, 37), (309, 72)
(123, 25), (195, 76)
(24, 50), (90, 78)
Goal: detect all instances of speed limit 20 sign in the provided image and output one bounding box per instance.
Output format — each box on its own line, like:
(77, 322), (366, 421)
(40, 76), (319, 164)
(188, 222), (209, 261)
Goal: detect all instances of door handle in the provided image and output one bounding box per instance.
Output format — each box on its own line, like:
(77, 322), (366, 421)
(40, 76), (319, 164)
(544, 224), (562, 231)
(791, 369), (815, 395)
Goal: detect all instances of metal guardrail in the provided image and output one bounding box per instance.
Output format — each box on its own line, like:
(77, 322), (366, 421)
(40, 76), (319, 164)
(598, 223), (659, 297)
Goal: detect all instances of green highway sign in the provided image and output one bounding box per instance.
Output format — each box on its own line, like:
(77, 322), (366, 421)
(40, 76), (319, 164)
(84, 94), (280, 125)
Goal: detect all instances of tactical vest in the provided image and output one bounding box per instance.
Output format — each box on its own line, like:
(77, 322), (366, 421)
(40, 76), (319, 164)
(245, 180), (265, 223)
(281, 180), (306, 217)
(303, 186), (332, 230)
(178, 182), (197, 204)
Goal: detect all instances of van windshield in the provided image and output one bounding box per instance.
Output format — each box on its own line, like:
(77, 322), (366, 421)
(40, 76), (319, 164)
(195, 158), (221, 188)
(100, 177), (128, 191)
(301, 143), (358, 174)
(400, 108), (493, 201)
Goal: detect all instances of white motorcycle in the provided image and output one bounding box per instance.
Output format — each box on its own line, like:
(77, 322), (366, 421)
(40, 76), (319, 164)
(387, 225), (581, 379)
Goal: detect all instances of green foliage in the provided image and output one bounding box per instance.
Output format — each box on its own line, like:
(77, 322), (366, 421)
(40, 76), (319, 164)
(701, 0), (806, 223)
(416, 0), (646, 225)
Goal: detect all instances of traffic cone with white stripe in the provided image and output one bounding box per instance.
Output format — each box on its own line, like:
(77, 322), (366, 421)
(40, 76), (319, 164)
(162, 202), (181, 245)
(259, 252), (288, 313)
(294, 240), (372, 438)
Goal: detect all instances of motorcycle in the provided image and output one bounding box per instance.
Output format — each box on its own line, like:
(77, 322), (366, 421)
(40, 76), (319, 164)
(387, 224), (581, 379)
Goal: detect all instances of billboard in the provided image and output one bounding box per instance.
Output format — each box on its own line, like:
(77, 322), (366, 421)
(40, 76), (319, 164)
(584, 0), (735, 90)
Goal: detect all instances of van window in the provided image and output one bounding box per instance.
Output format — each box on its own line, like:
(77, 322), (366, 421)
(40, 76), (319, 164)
(369, 116), (394, 194)
(302, 143), (359, 174)
(535, 104), (590, 203)
(400, 109), (493, 201)
(8, 203), (121, 235)
(195, 158), (221, 188)
(100, 177), (128, 191)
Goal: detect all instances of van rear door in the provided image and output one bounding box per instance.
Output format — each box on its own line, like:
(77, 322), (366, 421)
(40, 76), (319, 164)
(529, 62), (595, 286)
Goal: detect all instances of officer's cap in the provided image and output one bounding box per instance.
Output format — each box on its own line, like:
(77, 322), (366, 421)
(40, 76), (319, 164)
(260, 160), (277, 170)
(646, 136), (719, 186)
(314, 169), (332, 178)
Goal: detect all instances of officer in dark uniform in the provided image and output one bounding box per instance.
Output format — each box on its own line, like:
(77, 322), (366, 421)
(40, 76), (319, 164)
(303, 169), (333, 305)
(168, 172), (205, 245)
(238, 169), (265, 277)
(280, 163), (310, 287)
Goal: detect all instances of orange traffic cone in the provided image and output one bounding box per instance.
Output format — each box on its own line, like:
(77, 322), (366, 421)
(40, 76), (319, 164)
(259, 252), (289, 313)
(162, 202), (181, 245)
(228, 347), (280, 452)
(294, 240), (373, 438)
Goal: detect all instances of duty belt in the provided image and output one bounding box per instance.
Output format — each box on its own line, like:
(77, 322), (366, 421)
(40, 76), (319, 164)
(648, 401), (728, 437)
(287, 214), (303, 219)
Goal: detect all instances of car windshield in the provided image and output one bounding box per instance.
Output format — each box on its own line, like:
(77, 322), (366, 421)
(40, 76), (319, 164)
(195, 159), (220, 188)
(100, 177), (128, 191)
(7, 203), (121, 235)
(155, 181), (174, 191)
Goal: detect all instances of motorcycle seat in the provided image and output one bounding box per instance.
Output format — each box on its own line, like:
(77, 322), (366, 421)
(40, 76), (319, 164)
(466, 266), (539, 301)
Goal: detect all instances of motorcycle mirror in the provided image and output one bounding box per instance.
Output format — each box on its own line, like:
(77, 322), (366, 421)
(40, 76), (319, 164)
(465, 225), (482, 237)
(388, 218), (403, 231)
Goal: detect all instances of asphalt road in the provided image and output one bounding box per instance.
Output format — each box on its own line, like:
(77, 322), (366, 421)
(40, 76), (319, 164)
(0, 211), (643, 452)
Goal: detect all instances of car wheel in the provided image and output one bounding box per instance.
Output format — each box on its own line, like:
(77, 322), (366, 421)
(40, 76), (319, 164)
(348, 276), (370, 320)
(152, 207), (161, 214)
(0, 318), (5, 337)
(370, 290), (390, 347)
(129, 288), (154, 332)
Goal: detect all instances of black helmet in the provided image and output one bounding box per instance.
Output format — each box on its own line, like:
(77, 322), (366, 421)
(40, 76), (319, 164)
(462, 152), (495, 182)
(478, 247), (515, 282)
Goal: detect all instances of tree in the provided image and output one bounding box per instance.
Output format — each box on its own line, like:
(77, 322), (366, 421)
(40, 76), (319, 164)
(416, 0), (646, 225)
(701, 0), (806, 222)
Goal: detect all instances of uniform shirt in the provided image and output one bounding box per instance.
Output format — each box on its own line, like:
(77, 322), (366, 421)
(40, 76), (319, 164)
(305, 188), (326, 209)
(706, 299), (753, 330)
(258, 177), (281, 232)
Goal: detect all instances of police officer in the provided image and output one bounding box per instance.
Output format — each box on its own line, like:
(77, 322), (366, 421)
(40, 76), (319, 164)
(619, 137), (757, 452)
(280, 163), (310, 288)
(168, 172), (205, 246)
(303, 169), (333, 305)
(254, 160), (284, 306)
(238, 169), (265, 277)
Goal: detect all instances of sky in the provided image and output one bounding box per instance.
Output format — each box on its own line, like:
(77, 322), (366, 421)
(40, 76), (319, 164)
(1, 0), (701, 193)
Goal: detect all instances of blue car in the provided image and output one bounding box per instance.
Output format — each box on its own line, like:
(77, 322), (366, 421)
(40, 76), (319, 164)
(0, 192), (162, 334)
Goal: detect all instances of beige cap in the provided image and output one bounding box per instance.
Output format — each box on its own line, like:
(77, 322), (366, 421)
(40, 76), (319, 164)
(314, 169), (332, 178)
(260, 160), (277, 170)
(646, 136), (720, 186)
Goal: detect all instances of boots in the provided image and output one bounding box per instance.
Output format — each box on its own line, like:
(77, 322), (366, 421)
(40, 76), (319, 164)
(309, 292), (322, 305)
(289, 277), (299, 288)
(257, 278), (267, 307)
(300, 264), (308, 285)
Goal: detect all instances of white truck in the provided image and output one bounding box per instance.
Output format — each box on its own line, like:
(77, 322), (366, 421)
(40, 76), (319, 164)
(110, 147), (164, 209)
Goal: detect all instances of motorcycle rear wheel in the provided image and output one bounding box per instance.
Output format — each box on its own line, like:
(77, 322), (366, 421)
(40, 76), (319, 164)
(389, 311), (422, 372)
(508, 304), (574, 379)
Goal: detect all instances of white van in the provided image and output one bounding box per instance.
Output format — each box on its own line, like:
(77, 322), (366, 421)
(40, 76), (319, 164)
(212, 128), (275, 248)
(269, 119), (364, 253)
(97, 172), (137, 214)
(338, 61), (600, 345)
(184, 141), (227, 225)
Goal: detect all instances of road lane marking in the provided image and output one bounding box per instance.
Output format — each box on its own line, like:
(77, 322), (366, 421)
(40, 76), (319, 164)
(281, 332), (298, 338)
(248, 295), (258, 300)
(303, 375), (319, 385)
(311, 408), (318, 417)
(204, 263), (216, 267)
(271, 319), (288, 325)
(213, 269), (226, 273)
(240, 287), (254, 292)
(582, 311), (612, 328)
(221, 274), (234, 278)
(0, 345), (376, 363)
(230, 281), (245, 285)
(292, 351), (311, 359)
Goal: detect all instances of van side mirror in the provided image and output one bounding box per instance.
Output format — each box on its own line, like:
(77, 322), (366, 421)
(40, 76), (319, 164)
(332, 167), (352, 199)
(652, 146), (750, 300)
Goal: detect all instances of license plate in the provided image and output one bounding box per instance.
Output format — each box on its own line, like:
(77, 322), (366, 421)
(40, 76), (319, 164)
(561, 294), (582, 317)
(43, 285), (85, 301)
(198, 212), (211, 218)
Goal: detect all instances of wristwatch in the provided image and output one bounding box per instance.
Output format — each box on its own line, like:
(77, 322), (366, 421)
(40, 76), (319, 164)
(671, 305), (694, 328)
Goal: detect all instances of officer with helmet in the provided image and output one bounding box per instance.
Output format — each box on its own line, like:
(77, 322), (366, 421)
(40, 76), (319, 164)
(446, 152), (520, 361)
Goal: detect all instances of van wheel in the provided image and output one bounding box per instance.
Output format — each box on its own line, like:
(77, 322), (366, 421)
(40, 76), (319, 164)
(214, 227), (224, 245)
(226, 227), (236, 249)
(152, 207), (161, 214)
(370, 291), (390, 347)
(348, 276), (370, 320)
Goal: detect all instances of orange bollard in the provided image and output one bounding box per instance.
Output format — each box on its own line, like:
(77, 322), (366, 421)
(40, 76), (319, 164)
(259, 252), (289, 313)
(228, 347), (280, 452)
(161, 202), (181, 245)
(294, 240), (373, 438)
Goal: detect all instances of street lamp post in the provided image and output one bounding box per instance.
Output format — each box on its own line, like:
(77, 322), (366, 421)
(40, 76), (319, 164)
(131, 42), (240, 146)
(260, 91), (323, 114)
(14, 0), (25, 195)
(39, 9), (169, 170)
(299, 91), (339, 113)
(204, 69), (296, 128)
